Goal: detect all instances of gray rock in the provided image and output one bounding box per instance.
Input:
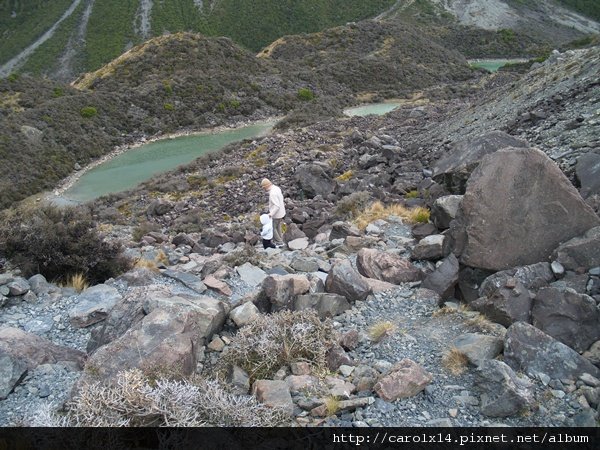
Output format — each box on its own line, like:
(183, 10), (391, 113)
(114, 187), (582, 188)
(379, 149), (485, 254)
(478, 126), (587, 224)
(80, 297), (225, 384)
(252, 380), (293, 415)
(23, 318), (53, 334)
(412, 234), (448, 261)
(356, 248), (423, 284)
(0, 350), (28, 400)
(458, 147), (599, 271)
(294, 293), (351, 319)
(576, 153), (600, 199)
(504, 322), (600, 380)
(288, 237), (309, 250)
(295, 164), (335, 198)
(472, 280), (533, 327)
(291, 257), (320, 273)
(229, 301), (260, 327)
(27, 274), (52, 295)
(0, 327), (85, 370)
(531, 287), (600, 353)
(476, 360), (534, 417)
(553, 226), (600, 272)
(373, 358), (432, 401)
(330, 222), (361, 241)
(551, 261), (565, 278)
(7, 278), (30, 296)
(227, 365), (250, 395)
(431, 195), (463, 229)
(480, 262), (555, 298)
(162, 269), (207, 293)
(582, 340), (600, 366)
(263, 274), (311, 311)
(453, 333), (503, 366)
(325, 260), (371, 302)
(87, 288), (147, 353)
(421, 254), (459, 300)
(142, 294), (227, 340)
(432, 131), (529, 194)
(236, 262), (267, 287)
(69, 284), (122, 328)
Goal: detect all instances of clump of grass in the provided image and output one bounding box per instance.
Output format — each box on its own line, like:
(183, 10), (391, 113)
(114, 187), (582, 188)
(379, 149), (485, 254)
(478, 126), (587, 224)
(324, 396), (341, 416)
(155, 250), (169, 266)
(466, 312), (496, 333)
(368, 321), (396, 342)
(64, 273), (89, 293)
(404, 190), (419, 199)
(354, 201), (430, 229)
(134, 258), (159, 272)
(335, 170), (354, 182)
(442, 347), (469, 375)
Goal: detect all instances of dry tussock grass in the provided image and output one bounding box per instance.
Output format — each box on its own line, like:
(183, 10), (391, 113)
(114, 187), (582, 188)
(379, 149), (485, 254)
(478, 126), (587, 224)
(442, 347), (469, 375)
(368, 321), (396, 342)
(354, 201), (430, 230)
(62, 273), (89, 293)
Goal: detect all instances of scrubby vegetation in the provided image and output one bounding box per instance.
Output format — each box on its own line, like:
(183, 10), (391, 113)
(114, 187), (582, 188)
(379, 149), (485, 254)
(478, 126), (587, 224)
(218, 310), (338, 382)
(27, 369), (289, 427)
(354, 201), (431, 229)
(0, 205), (130, 284)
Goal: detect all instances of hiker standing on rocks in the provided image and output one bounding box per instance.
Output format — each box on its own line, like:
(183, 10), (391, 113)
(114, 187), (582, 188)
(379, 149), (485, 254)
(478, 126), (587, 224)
(261, 178), (286, 248)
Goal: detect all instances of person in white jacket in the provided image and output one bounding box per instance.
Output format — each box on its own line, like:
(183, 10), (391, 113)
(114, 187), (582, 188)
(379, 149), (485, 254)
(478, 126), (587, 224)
(261, 178), (286, 247)
(259, 213), (276, 249)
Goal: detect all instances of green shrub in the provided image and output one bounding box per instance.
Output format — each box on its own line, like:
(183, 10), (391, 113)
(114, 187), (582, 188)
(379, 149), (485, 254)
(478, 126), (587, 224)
(6, 73), (19, 82)
(0, 205), (130, 284)
(297, 88), (315, 101)
(80, 106), (98, 118)
(52, 87), (64, 98)
(163, 103), (174, 111)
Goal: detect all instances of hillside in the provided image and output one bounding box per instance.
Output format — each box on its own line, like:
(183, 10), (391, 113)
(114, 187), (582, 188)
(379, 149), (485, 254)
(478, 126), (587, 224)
(0, 25), (477, 210)
(0, 46), (599, 429)
(0, 0), (395, 80)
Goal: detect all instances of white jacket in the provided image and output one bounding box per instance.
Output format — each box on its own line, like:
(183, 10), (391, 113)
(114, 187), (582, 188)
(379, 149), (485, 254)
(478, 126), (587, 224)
(268, 185), (286, 219)
(260, 214), (273, 240)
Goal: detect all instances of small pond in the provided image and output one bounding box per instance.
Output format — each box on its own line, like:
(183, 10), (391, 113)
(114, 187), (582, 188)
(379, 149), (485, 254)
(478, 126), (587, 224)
(57, 121), (274, 204)
(344, 102), (402, 117)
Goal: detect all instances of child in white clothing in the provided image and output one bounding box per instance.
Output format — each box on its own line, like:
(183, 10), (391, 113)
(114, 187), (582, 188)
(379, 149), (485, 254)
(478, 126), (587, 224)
(260, 214), (276, 249)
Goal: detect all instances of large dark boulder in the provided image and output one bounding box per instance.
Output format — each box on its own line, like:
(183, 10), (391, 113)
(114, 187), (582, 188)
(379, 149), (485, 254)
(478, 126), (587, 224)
(295, 164), (335, 198)
(432, 131), (529, 194)
(504, 322), (600, 380)
(479, 262), (555, 298)
(553, 226), (600, 272)
(325, 260), (371, 302)
(421, 254), (459, 300)
(471, 280), (533, 327)
(356, 248), (423, 284)
(532, 287), (600, 353)
(456, 147), (599, 271)
(476, 360), (534, 417)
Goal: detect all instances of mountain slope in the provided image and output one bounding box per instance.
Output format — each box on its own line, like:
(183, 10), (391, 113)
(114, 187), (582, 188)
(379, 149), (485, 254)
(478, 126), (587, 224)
(0, 26), (477, 210)
(0, 0), (396, 80)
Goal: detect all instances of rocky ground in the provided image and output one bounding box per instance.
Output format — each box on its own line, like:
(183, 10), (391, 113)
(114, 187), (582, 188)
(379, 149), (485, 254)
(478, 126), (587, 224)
(1, 214), (599, 427)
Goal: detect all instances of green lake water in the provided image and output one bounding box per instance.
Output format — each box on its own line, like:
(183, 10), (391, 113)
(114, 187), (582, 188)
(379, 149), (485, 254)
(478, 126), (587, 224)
(344, 102), (402, 117)
(60, 122), (274, 203)
(469, 58), (528, 72)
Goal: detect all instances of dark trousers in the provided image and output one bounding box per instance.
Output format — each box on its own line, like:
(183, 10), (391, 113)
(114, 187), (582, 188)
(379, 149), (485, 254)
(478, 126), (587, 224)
(262, 239), (276, 249)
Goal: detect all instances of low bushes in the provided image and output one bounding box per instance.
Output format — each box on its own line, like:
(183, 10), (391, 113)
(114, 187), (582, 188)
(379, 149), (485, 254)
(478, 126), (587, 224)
(0, 205), (130, 284)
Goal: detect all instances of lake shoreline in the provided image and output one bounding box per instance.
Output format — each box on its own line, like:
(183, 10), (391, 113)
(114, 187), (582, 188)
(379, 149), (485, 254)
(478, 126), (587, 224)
(46, 116), (282, 205)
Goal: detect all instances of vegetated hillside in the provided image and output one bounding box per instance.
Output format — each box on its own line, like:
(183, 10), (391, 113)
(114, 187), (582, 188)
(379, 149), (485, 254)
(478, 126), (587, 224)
(380, 0), (600, 52)
(0, 0), (396, 80)
(258, 19), (473, 96)
(87, 46), (599, 240)
(0, 27), (478, 210)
